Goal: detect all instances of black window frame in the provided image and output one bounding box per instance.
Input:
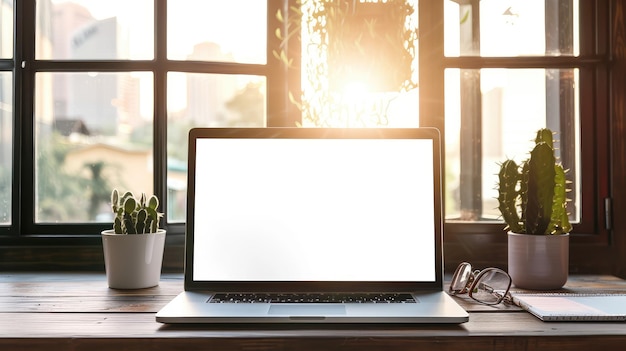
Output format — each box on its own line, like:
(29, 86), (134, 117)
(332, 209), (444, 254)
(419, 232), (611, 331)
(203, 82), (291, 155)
(0, 0), (621, 275)
(420, 0), (613, 272)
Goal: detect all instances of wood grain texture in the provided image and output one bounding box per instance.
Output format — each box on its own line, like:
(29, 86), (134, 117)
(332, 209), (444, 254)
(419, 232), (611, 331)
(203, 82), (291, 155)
(612, 0), (626, 278)
(1, 273), (626, 351)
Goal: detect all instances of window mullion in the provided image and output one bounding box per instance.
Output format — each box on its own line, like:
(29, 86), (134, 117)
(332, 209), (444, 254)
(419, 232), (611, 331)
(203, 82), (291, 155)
(154, 0), (167, 215)
(17, 0), (36, 236)
(266, 0), (299, 127)
(418, 1), (444, 130)
(458, 1), (482, 221)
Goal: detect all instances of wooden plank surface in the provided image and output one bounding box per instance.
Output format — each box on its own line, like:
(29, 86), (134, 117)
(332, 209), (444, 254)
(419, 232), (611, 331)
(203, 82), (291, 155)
(2, 310), (626, 338)
(1, 273), (626, 351)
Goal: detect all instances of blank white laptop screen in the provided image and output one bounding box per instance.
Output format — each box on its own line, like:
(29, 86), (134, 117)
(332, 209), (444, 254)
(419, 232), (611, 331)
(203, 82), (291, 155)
(192, 137), (436, 282)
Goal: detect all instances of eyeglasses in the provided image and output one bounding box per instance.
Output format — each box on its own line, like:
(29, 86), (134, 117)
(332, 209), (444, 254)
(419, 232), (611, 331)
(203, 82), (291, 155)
(449, 262), (512, 305)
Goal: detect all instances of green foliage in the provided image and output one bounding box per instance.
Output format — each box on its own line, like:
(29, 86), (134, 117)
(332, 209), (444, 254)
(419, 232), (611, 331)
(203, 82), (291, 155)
(36, 133), (89, 221)
(275, 0), (419, 127)
(497, 159), (523, 233)
(84, 161), (112, 221)
(525, 142), (556, 235)
(496, 128), (572, 235)
(110, 189), (163, 234)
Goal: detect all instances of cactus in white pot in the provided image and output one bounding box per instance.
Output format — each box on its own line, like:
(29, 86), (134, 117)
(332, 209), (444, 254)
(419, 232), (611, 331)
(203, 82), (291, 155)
(496, 128), (572, 235)
(496, 128), (572, 290)
(102, 189), (166, 289)
(110, 189), (163, 234)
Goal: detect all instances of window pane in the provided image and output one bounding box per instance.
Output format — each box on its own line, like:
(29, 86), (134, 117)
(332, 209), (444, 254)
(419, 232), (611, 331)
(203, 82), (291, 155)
(168, 0), (266, 64)
(1, 0), (13, 59)
(444, 0), (579, 57)
(166, 72), (267, 222)
(37, 0), (153, 60)
(0, 71), (11, 225)
(35, 72), (153, 223)
(300, 0), (419, 127)
(444, 68), (580, 222)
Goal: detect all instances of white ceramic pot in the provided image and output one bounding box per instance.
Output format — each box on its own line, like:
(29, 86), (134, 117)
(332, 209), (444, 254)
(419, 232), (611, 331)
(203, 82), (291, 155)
(507, 231), (569, 290)
(101, 229), (166, 289)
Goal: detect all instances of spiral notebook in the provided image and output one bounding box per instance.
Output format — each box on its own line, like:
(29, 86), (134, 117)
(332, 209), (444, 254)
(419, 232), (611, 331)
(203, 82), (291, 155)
(511, 292), (626, 321)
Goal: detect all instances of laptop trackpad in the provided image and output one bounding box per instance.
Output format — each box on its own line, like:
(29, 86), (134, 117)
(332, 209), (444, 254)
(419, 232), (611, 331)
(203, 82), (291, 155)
(268, 304), (346, 316)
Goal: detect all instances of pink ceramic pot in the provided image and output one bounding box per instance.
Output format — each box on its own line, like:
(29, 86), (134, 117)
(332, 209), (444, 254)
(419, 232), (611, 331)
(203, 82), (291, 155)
(507, 231), (569, 290)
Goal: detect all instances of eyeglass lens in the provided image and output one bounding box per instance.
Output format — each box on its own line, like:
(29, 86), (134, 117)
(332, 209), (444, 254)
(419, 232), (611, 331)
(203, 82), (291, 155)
(469, 268), (511, 305)
(449, 262), (473, 294)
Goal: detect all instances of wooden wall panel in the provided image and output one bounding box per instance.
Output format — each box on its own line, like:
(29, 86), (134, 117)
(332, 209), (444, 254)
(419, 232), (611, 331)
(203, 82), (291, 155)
(612, 0), (626, 277)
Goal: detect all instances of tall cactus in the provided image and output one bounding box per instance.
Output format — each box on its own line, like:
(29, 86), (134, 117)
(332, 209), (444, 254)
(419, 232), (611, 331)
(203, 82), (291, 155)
(525, 142), (556, 235)
(497, 159), (523, 233)
(110, 189), (163, 234)
(551, 164), (572, 234)
(496, 128), (572, 235)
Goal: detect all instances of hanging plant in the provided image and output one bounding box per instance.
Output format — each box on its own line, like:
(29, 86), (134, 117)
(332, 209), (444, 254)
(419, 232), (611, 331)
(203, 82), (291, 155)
(275, 0), (419, 126)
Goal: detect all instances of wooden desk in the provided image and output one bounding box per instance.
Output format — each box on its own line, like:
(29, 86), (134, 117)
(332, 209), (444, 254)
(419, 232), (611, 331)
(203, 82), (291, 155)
(1, 273), (625, 351)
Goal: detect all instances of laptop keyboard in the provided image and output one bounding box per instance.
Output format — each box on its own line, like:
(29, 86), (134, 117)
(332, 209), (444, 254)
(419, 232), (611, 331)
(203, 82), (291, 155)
(208, 293), (417, 304)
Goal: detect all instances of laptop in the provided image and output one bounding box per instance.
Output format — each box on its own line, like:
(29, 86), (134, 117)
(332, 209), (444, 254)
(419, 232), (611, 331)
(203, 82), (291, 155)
(156, 127), (469, 324)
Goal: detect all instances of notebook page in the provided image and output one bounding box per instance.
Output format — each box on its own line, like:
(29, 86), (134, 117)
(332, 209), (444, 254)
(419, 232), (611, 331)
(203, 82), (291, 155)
(511, 293), (626, 321)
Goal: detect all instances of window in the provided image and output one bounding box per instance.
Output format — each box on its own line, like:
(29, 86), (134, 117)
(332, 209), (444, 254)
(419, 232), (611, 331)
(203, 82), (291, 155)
(0, 69), (10, 226)
(1, 0), (617, 273)
(0, 0), (12, 226)
(443, 1), (583, 223)
(10, 0), (273, 236)
(430, 0), (611, 270)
